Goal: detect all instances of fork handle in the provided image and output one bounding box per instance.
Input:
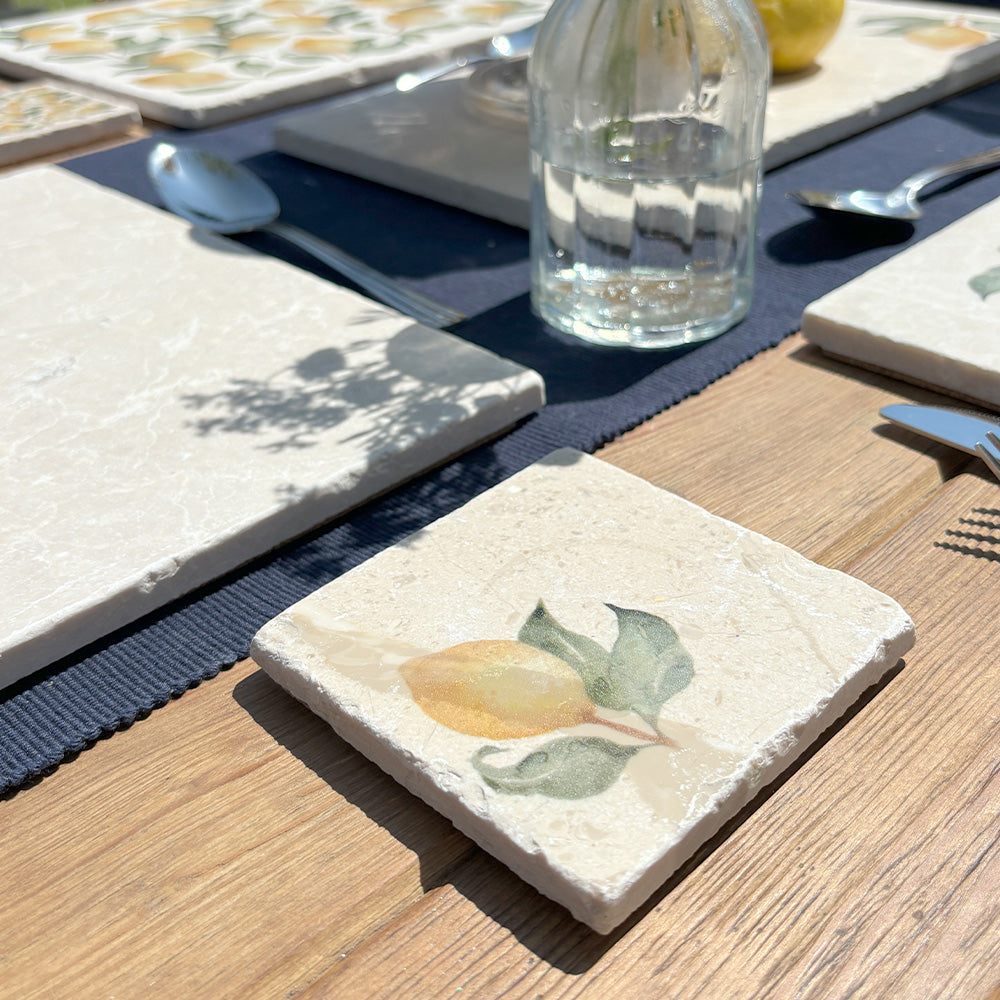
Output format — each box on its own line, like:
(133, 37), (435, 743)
(902, 144), (1000, 200)
(264, 219), (466, 329)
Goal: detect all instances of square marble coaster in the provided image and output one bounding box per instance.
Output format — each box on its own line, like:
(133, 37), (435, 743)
(801, 195), (1000, 407)
(274, 0), (1000, 228)
(1, 166), (543, 689)
(251, 450), (914, 933)
(0, 0), (548, 128)
(0, 79), (139, 167)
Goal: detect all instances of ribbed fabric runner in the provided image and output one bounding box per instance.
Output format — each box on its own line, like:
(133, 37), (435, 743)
(4, 77), (1000, 795)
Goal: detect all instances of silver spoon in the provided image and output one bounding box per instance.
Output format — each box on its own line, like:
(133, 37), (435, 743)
(787, 144), (1000, 221)
(147, 142), (465, 329)
(395, 22), (538, 92)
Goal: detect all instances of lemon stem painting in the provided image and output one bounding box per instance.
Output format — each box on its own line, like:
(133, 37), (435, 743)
(399, 600), (694, 800)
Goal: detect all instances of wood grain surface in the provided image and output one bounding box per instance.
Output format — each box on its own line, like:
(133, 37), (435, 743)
(5, 335), (1000, 1000)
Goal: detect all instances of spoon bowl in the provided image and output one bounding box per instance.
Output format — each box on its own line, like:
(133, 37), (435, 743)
(788, 186), (920, 221)
(147, 143), (465, 328)
(788, 144), (1000, 222)
(148, 142), (278, 234)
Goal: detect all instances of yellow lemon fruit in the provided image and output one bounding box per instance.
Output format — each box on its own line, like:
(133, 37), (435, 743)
(400, 639), (593, 740)
(753, 0), (844, 73)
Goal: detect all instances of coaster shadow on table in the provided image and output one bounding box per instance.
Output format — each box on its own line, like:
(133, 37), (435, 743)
(234, 650), (905, 968)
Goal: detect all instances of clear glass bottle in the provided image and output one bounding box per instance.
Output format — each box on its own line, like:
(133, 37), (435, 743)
(528, 0), (769, 349)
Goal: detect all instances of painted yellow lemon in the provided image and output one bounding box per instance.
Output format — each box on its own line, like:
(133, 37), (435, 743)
(149, 49), (213, 69)
(47, 39), (116, 55)
(753, 0), (844, 73)
(227, 34), (285, 52)
(399, 639), (593, 740)
(290, 36), (354, 54)
(904, 23), (989, 49)
(84, 7), (144, 25)
(463, 2), (520, 19)
(19, 24), (75, 42)
(136, 71), (230, 88)
(271, 14), (330, 30)
(385, 6), (447, 28)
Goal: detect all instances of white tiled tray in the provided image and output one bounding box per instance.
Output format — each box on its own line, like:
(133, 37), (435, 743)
(1, 166), (544, 690)
(802, 194), (1000, 408)
(252, 449), (915, 933)
(0, 0), (548, 127)
(274, 0), (1000, 228)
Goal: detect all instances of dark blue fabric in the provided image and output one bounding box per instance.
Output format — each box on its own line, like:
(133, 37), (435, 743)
(4, 77), (1000, 795)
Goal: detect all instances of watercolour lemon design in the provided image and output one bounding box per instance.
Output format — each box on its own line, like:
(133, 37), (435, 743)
(399, 601), (694, 800)
(861, 13), (997, 50)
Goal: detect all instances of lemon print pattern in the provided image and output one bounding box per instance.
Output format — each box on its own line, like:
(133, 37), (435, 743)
(399, 601), (694, 800)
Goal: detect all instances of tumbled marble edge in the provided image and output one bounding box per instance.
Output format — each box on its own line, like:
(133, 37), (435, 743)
(800, 309), (1000, 410)
(250, 449), (916, 933)
(799, 194), (1000, 408)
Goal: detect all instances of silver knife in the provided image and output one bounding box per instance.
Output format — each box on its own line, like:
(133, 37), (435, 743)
(880, 403), (1000, 456)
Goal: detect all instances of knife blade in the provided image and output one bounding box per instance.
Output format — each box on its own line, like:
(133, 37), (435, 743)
(879, 403), (1000, 456)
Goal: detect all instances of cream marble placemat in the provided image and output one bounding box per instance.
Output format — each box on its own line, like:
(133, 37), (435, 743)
(274, 0), (1000, 228)
(0, 0), (548, 127)
(801, 195), (1000, 408)
(1, 166), (544, 689)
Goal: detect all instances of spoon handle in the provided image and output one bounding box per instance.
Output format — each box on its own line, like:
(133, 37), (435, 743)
(265, 220), (466, 328)
(903, 144), (1000, 200)
(395, 55), (478, 92)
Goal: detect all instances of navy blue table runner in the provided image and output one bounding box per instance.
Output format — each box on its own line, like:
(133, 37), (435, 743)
(4, 77), (1000, 795)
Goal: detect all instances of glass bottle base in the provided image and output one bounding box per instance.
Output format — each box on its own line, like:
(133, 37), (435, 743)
(532, 268), (751, 350)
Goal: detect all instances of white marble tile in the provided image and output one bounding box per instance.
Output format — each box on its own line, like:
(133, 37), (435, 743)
(0, 0), (548, 128)
(251, 449), (915, 933)
(1, 166), (544, 688)
(802, 195), (1000, 407)
(274, 0), (1000, 228)
(0, 80), (139, 167)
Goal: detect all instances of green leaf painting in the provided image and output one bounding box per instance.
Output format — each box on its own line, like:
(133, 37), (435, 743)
(606, 605), (694, 730)
(518, 600), (624, 710)
(970, 264), (1000, 301)
(472, 738), (641, 799)
(399, 601), (695, 801)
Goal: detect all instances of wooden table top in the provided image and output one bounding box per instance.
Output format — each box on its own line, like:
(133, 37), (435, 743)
(6, 321), (1000, 998)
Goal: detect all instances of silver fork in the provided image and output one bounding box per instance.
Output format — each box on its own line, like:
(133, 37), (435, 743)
(975, 431), (1000, 483)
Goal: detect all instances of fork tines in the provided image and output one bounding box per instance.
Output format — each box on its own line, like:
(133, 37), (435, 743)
(975, 430), (1000, 484)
